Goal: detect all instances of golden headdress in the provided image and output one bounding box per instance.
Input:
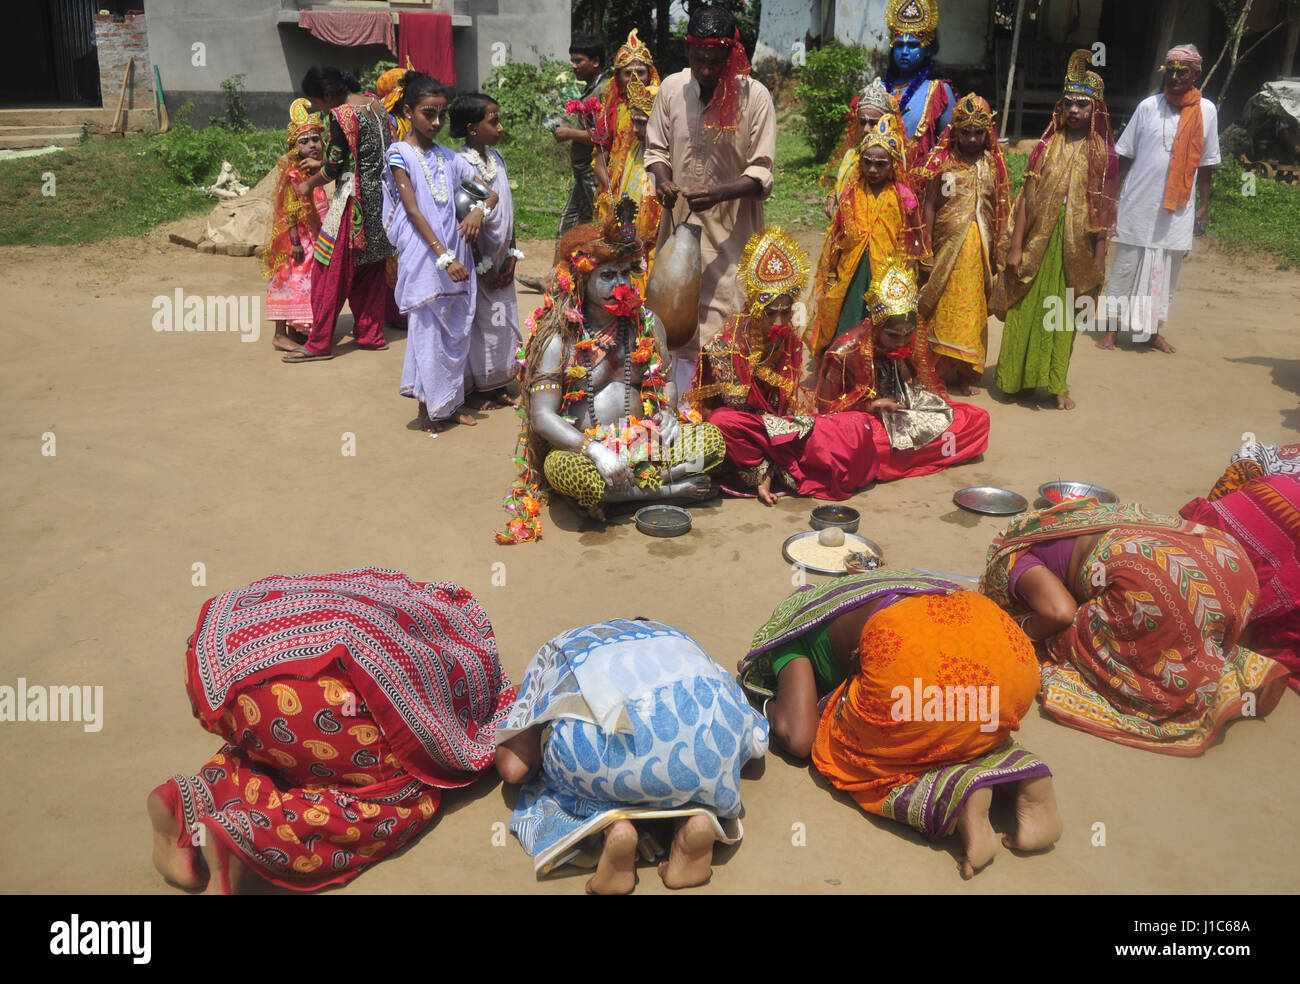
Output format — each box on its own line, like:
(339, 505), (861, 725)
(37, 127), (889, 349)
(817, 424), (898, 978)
(866, 258), (919, 324)
(738, 226), (810, 317)
(614, 28), (655, 71)
(951, 91), (995, 129)
(285, 97), (323, 148)
(1063, 49), (1104, 100)
(859, 112), (907, 169)
(886, 0), (939, 46)
(625, 72), (658, 116)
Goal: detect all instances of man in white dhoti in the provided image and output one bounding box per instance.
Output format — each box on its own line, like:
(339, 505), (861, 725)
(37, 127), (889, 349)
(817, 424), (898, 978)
(1100, 44), (1219, 354)
(644, 3), (776, 392)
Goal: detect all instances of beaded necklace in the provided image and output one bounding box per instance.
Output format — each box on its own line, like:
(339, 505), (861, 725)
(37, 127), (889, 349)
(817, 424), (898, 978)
(886, 60), (932, 119)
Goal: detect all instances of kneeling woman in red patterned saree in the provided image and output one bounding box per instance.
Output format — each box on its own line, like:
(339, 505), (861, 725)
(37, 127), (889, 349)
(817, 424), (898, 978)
(688, 227), (879, 502)
(812, 259), (989, 481)
(147, 569), (516, 893)
(981, 499), (1289, 755)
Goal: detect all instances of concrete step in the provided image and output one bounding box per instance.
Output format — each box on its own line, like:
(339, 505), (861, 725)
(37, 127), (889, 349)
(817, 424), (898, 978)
(0, 131), (81, 150)
(0, 125), (83, 138)
(0, 107), (113, 126)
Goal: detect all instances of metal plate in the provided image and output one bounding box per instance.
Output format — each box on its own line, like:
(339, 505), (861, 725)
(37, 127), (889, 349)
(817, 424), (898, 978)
(953, 486), (1029, 516)
(1038, 481), (1118, 505)
(781, 530), (884, 576)
(809, 505), (861, 533)
(634, 504), (692, 537)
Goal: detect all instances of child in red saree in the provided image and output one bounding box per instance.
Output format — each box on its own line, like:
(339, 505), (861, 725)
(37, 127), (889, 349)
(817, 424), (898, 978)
(688, 226), (878, 502)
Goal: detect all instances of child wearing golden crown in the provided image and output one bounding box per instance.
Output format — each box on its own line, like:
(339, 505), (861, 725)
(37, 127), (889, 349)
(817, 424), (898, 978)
(687, 227), (880, 504)
(808, 113), (928, 360)
(992, 51), (1117, 410)
(261, 99), (330, 353)
(918, 93), (1011, 394)
(593, 71), (662, 291)
(814, 259), (989, 481)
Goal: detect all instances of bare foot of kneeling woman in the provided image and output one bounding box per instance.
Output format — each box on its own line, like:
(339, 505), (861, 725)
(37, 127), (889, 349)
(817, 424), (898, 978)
(1001, 774), (1063, 854)
(586, 820), (639, 895)
(657, 814), (716, 889)
(955, 786), (1000, 880)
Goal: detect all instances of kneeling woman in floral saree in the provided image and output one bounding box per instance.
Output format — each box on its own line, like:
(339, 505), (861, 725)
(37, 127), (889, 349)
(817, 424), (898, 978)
(813, 259), (990, 481)
(687, 226), (879, 503)
(739, 571), (1059, 879)
(496, 619), (767, 894)
(981, 499), (1290, 755)
(147, 569), (516, 893)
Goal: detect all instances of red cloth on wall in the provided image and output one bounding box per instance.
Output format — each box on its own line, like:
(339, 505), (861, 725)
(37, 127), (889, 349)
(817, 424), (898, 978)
(298, 11), (397, 55)
(398, 12), (456, 86)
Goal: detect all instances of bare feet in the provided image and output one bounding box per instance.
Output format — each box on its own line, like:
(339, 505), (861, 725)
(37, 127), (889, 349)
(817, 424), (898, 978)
(757, 474), (778, 506)
(1002, 775), (1063, 853)
(453, 408), (478, 427)
(271, 324), (299, 353)
(199, 834), (253, 895)
(1097, 331), (1117, 351)
(586, 503), (608, 522)
(657, 814), (715, 889)
(586, 819), (638, 895)
(1148, 334), (1176, 354)
(955, 786), (999, 880)
(147, 789), (206, 890)
(668, 474), (715, 501)
(418, 403), (477, 431)
(952, 380), (975, 397)
(1055, 392), (1076, 410)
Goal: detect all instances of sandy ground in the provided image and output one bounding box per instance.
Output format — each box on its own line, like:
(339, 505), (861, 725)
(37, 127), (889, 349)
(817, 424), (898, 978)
(1, 226), (1298, 895)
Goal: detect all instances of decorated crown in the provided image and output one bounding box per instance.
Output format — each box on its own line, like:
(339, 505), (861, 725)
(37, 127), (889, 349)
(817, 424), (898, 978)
(859, 112), (906, 165)
(625, 73), (658, 116)
(739, 226), (810, 316)
(286, 97), (324, 148)
(866, 259), (919, 323)
(1063, 49), (1104, 99)
(886, 0), (939, 46)
(952, 92), (995, 129)
(614, 28), (655, 71)
(857, 77), (896, 114)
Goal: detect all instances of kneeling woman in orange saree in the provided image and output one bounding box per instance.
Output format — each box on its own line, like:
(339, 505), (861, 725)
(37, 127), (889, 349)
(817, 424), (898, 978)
(739, 571), (1059, 879)
(688, 227), (879, 503)
(981, 498), (1290, 755)
(813, 259), (990, 481)
(147, 569), (516, 893)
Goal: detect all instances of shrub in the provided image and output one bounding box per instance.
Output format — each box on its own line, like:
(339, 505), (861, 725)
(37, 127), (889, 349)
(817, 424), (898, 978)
(156, 103), (283, 187)
(482, 58), (582, 134)
(209, 74), (253, 132)
(793, 42), (872, 160)
(360, 59), (398, 93)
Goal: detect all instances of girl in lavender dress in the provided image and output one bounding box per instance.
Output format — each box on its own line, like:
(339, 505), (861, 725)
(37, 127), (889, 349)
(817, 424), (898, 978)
(383, 72), (499, 432)
(452, 93), (523, 410)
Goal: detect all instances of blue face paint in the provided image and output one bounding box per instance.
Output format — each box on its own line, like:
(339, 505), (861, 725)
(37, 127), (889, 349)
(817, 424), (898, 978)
(891, 34), (927, 75)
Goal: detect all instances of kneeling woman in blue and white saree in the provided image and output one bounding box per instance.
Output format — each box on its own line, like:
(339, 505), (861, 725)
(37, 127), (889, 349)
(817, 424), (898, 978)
(495, 619), (768, 894)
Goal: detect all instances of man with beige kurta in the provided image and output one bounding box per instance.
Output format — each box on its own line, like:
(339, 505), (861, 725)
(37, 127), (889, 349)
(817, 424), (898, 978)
(645, 4), (776, 390)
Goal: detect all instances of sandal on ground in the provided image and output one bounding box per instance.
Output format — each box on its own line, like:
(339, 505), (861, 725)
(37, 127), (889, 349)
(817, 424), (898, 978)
(282, 347), (334, 363)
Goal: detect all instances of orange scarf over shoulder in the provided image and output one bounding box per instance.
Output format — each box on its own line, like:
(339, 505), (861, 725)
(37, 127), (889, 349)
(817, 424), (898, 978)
(1162, 87), (1204, 212)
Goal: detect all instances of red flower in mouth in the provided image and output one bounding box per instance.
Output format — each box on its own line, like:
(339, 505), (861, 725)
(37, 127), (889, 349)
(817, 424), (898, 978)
(883, 341), (913, 361)
(603, 283), (642, 318)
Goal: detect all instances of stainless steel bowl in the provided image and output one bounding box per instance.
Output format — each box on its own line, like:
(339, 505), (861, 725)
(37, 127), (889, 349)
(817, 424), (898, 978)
(809, 505), (861, 533)
(953, 486), (1029, 516)
(453, 180), (489, 221)
(1038, 481), (1118, 505)
(634, 504), (692, 537)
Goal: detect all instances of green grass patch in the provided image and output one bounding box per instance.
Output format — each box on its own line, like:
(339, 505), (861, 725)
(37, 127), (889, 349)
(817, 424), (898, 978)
(1206, 159), (1300, 269)
(0, 119), (283, 248)
(0, 135), (209, 246)
(491, 130), (574, 241)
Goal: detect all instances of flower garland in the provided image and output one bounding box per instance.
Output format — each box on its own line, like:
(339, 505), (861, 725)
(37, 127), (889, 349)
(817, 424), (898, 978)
(462, 146), (498, 184)
(495, 278), (669, 544)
